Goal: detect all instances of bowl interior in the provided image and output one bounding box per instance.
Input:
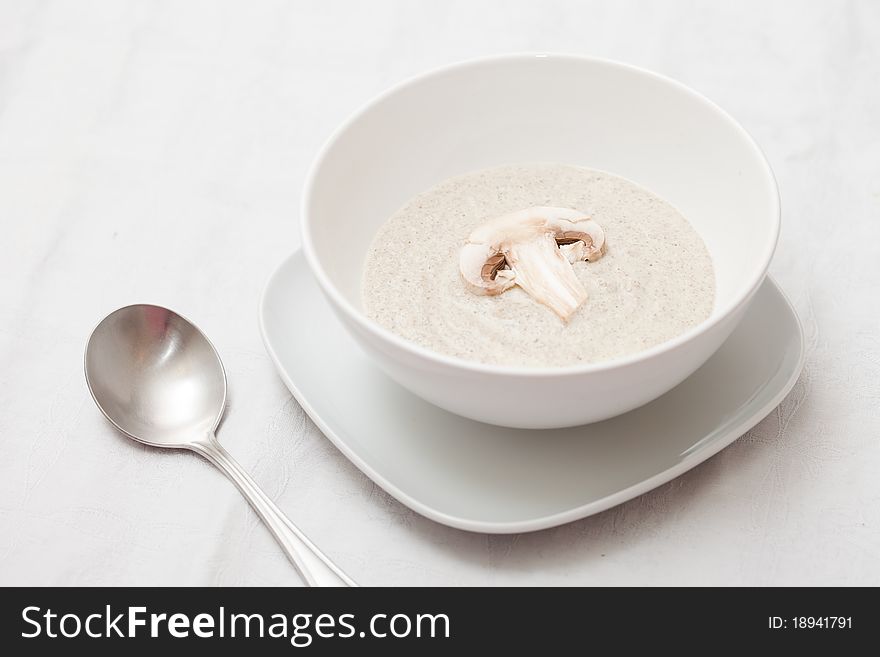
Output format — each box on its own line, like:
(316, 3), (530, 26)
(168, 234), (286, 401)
(305, 55), (778, 325)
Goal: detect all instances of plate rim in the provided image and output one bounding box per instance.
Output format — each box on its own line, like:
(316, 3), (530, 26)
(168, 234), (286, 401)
(258, 251), (805, 534)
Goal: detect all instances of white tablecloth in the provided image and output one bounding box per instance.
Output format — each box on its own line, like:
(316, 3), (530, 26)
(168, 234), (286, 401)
(1, 0), (877, 586)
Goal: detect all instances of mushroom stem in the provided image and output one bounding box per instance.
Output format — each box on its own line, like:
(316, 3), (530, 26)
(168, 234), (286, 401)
(506, 233), (588, 321)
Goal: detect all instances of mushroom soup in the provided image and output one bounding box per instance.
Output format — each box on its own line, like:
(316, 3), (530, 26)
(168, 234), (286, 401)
(362, 163), (715, 367)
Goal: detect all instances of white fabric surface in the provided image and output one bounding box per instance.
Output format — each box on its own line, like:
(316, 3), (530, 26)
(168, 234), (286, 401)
(0, 0), (877, 586)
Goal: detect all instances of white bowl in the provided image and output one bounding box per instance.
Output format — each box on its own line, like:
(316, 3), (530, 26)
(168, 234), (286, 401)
(302, 54), (779, 429)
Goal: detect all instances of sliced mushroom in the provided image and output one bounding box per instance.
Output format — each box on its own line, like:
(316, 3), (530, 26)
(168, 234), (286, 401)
(459, 206), (606, 321)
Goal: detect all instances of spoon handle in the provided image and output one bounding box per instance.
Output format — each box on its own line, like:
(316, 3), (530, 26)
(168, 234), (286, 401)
(191, 434), (357, 587)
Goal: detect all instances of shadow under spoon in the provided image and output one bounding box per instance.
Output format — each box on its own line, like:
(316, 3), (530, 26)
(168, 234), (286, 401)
(84, 304), (356, 587)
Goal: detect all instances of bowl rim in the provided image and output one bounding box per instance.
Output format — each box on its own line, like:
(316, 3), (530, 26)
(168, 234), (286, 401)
(301, 52), (781, 378)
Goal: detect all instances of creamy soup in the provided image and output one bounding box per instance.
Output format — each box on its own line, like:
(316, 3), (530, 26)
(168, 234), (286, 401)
(362, 163), (715, 368)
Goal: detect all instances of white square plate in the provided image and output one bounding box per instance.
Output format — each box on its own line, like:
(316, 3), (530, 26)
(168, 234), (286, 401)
(259, 251), (804, 533)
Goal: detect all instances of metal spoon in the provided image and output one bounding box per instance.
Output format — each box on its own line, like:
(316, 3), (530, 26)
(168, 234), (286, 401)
(84, 304), (355, 587)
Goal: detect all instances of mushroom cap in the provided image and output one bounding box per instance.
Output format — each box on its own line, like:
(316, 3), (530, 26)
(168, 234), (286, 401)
(469, 206), (605, 259)
(459, 242), (516, 295)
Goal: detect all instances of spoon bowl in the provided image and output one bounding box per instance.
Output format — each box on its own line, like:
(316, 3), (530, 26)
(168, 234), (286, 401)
(85, 305), (226, 447)
(85, 304), (355, 586)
